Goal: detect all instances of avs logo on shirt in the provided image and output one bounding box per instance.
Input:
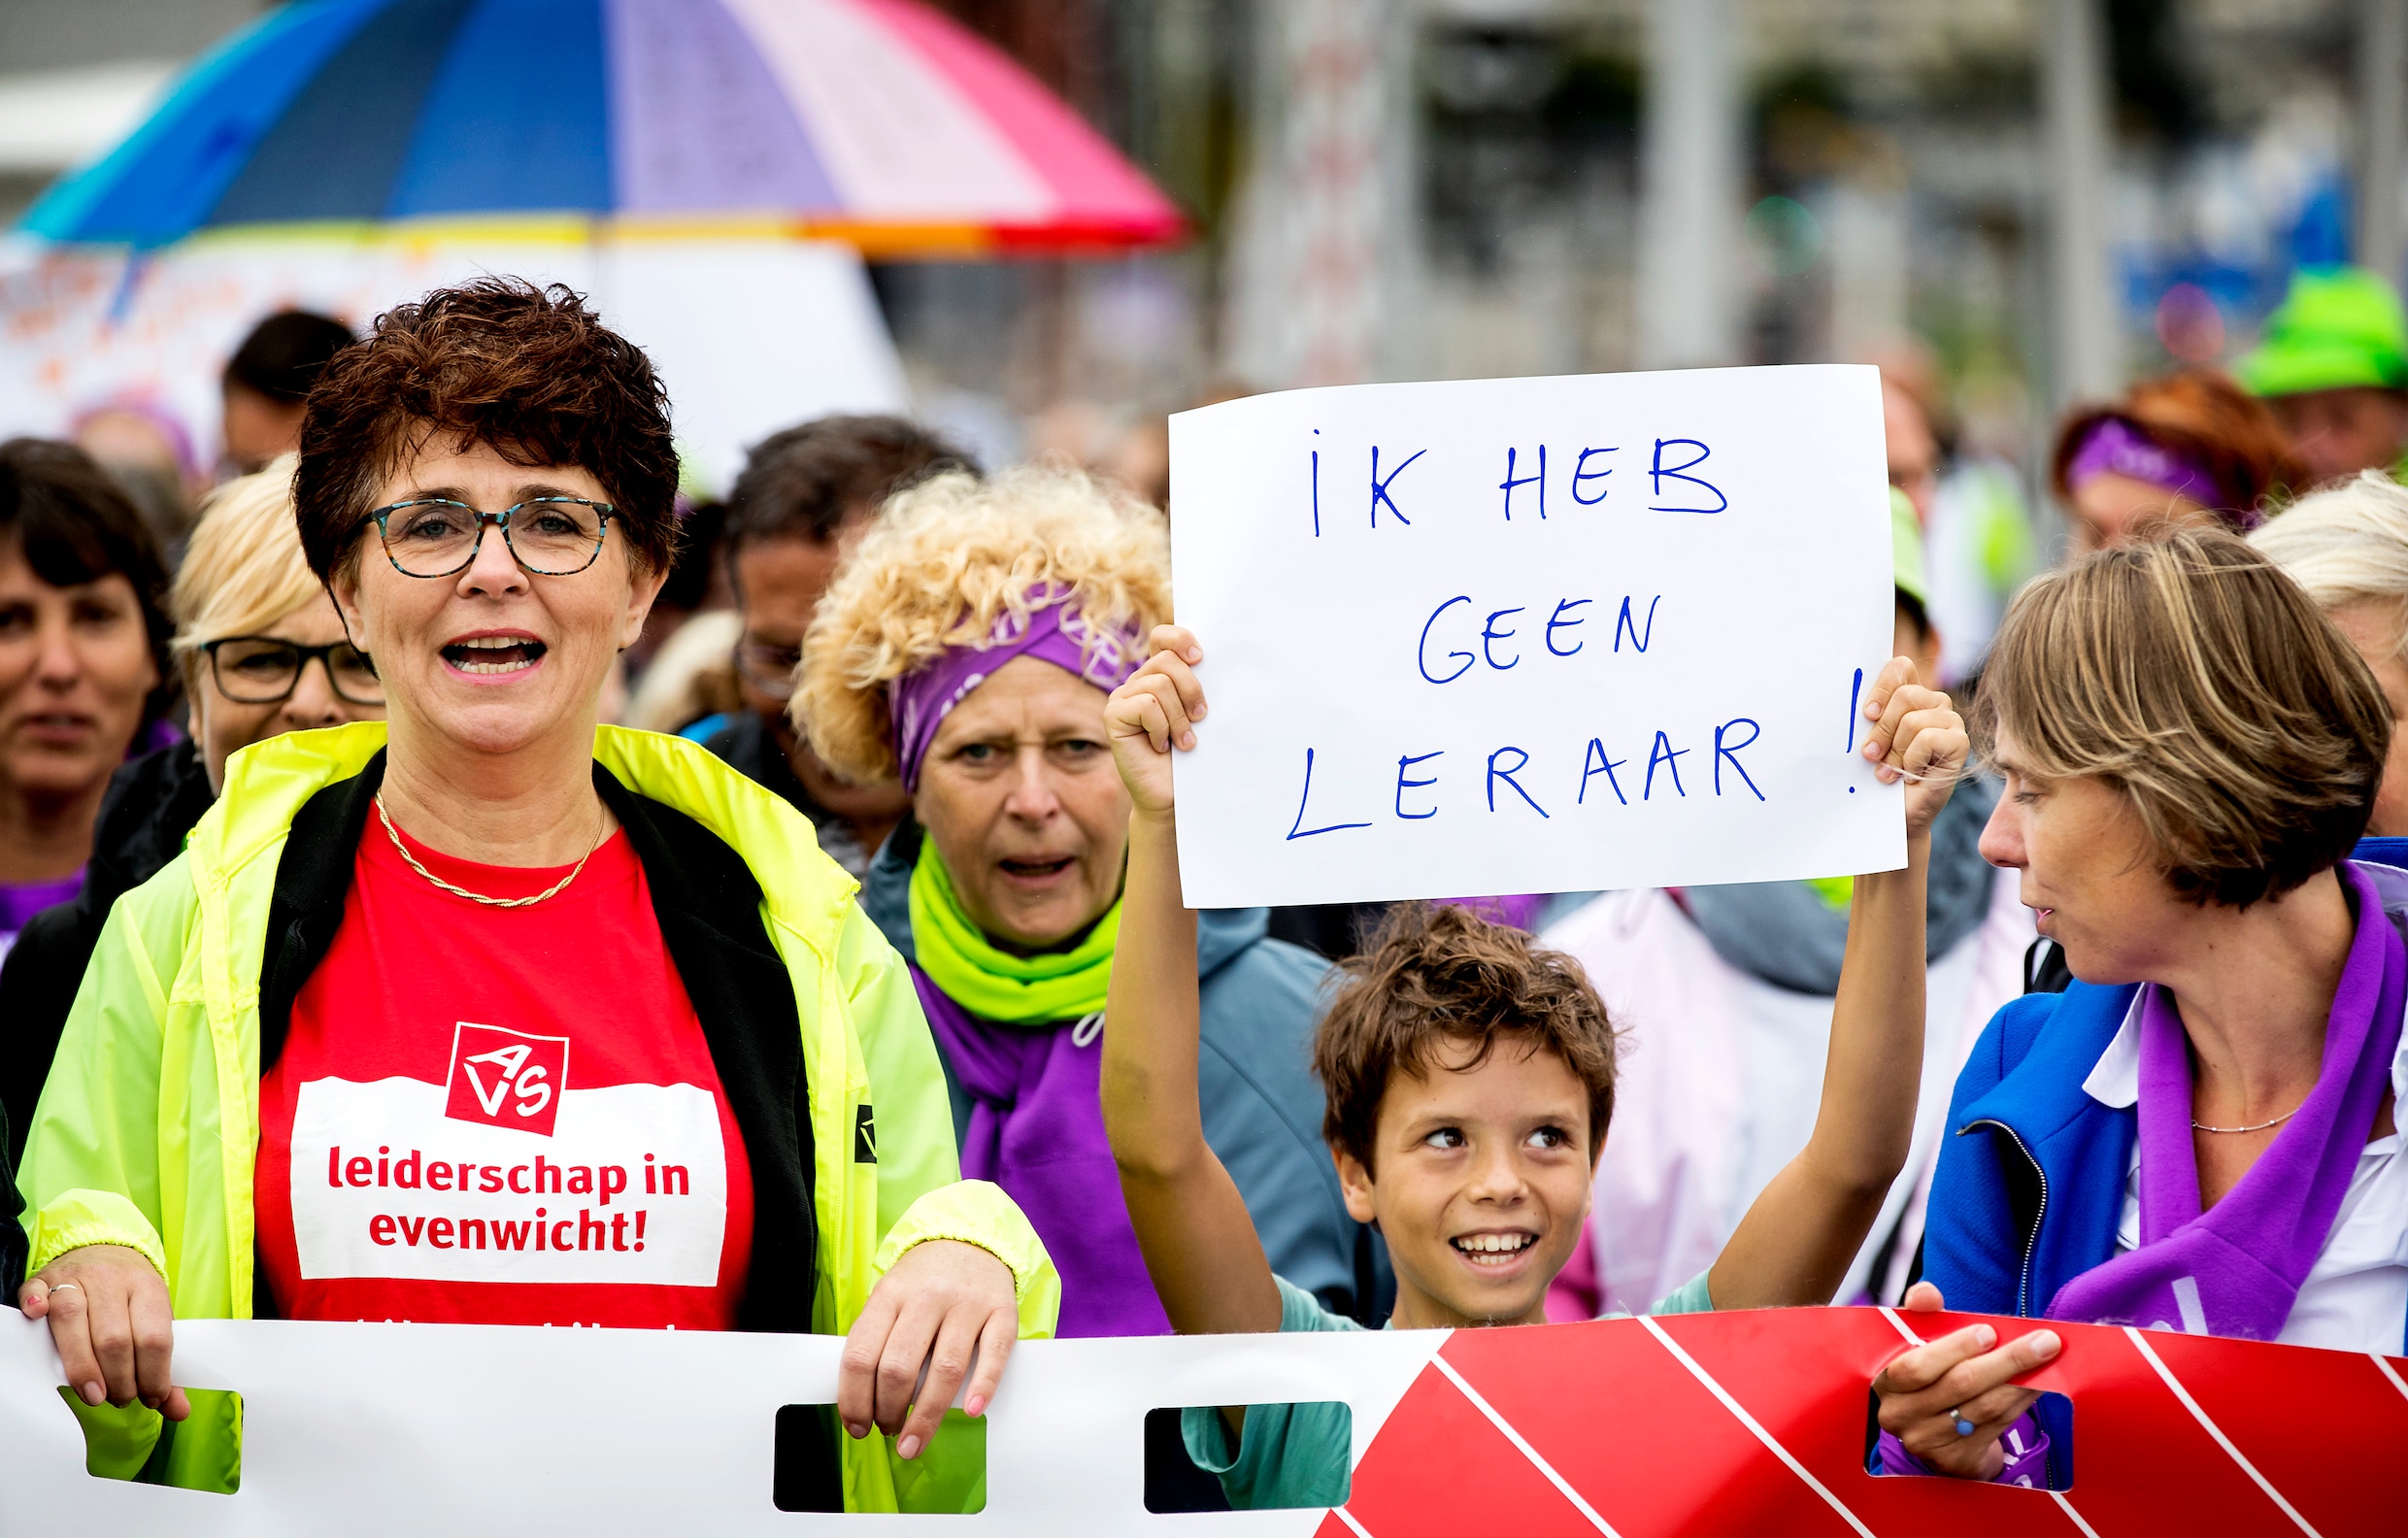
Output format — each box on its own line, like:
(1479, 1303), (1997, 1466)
(444, 1022), (569, 1136)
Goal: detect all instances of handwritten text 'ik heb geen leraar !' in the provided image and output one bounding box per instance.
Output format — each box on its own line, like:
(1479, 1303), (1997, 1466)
(1165, 365), (1904, 909)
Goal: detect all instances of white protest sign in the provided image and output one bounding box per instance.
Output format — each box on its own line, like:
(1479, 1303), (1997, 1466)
(1168, 366), (1899, 907)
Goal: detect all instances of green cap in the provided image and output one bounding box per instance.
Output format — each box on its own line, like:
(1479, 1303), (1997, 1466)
(1891, 485), (1929, 609)
(2234, 266), (2408, 396)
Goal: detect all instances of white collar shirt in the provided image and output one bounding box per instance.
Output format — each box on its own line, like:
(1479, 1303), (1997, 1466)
(2081, 988), (2408, 1353)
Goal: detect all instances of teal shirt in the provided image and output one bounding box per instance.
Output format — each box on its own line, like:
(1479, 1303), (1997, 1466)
(1180, 1271), (1716, 1511)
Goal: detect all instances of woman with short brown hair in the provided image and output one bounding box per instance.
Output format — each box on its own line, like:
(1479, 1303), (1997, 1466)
(16, 280), (1052, 1506)
(1871, 529), (2405, 1488)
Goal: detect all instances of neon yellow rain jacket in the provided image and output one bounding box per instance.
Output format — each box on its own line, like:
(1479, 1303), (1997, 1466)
(17, 721), (1057, 1508)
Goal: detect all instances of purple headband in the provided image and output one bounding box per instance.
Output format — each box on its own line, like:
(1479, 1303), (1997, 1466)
(887, 588), (1143, 791)
(2066, 418), (2252, 527)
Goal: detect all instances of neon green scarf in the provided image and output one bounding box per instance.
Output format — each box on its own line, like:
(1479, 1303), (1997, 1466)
(908, 836), (1121, 1024)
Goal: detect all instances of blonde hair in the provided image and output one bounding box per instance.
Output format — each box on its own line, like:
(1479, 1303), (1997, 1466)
(795, 465), (1170, 784)
(1974, 528), (2389, 908)
(170, 453), (322, 681)
(2249, 469), (2408, 661)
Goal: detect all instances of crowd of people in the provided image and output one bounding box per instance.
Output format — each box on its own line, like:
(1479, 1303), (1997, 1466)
(1, 262), (2404, 1509)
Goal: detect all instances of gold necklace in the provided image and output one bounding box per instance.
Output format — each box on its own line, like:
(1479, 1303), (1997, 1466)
(2190, 1106), (2304, 1135)
(374, 792), (607, 909)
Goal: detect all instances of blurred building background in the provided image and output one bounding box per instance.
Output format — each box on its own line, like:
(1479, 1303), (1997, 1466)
(2, 0), (2399, 482)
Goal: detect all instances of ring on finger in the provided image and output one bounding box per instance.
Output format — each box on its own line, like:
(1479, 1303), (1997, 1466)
(47, 1282), (79, 1294)
(1948, 1407), (1976, 1437)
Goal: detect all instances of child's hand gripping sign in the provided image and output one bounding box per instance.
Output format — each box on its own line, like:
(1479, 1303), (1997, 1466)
(1167, 365), (1902, 906)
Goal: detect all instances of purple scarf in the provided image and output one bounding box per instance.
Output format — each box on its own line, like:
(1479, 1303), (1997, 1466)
(2047, 862), (2405, 1340)
(886, 590), (1142, 792)
(0, 870), (84, 934)
(908, 964), (1172, 1339)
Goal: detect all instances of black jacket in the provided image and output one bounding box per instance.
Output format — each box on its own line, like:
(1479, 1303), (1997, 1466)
(1, 1108), (21, 1299)
(1, 741), (216, 1161)
(698, 712), (872, 877)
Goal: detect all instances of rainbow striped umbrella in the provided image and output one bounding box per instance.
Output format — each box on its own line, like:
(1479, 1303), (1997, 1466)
(22, 0), (1184, 255)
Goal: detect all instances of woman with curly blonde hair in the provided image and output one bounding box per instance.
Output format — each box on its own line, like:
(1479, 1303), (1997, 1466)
(798, 466), (1375, 1343)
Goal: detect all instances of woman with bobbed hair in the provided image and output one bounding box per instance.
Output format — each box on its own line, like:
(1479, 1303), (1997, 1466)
(0, 454), (385, 1157)
(796, 467), (1371, 1341)
(2251, 469), (2408, 858)
(0, 440), (174, 955)
(1872, 530), (2406, 1488)
(2051, 370), (2305, 553)
(15, 280), (1053, 1508)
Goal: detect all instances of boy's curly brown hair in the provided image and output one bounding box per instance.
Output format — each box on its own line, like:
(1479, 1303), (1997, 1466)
(293, 278), (680, 582)
(1313, 904), (1620, 1171)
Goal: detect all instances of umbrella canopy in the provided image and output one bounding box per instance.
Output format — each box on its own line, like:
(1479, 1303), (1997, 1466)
(22, 0), (1184, 255)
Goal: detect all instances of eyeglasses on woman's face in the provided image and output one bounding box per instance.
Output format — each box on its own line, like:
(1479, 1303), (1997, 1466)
(202, 636), (385, 705)
(734, 640), (804, 701)
(369, 497), (616, 579)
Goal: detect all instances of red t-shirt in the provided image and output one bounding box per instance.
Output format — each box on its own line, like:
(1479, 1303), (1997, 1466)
(255, 811), (754, 1328)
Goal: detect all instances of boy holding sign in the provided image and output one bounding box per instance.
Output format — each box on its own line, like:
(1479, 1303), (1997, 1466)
(1102, 626), (1966, 1509)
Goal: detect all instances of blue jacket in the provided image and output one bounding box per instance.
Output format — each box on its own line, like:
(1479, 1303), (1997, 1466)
(1923, 980), (2138, 1328)
(861, 819), (1389, 1321)
(2354, 836), (2408, 870)
(1922, 977), (2141, 1489)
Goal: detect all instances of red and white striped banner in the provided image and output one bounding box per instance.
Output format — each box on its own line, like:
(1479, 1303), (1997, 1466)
(1331, 1307), (2405, 1538)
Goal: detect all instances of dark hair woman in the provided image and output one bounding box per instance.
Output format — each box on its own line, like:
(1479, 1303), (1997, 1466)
(1872, 531), (2405, 1488)
(14, 281), (1054, 1507)
(0, 439), (172, 954)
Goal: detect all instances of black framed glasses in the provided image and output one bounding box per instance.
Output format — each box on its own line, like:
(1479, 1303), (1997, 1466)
(369, 497), (616, 579)
(202, 636), (385, 706)
(733, 640), (803, 700)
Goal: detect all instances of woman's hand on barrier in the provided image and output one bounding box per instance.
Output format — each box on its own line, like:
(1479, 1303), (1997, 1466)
(1858, 655), (1967, 839)
(1105, 624), (1207, 822)
(839, 1238), (1019, 1461)
(17, 1245), (188, 1421)
(1872, 1282), (2060, 1479)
